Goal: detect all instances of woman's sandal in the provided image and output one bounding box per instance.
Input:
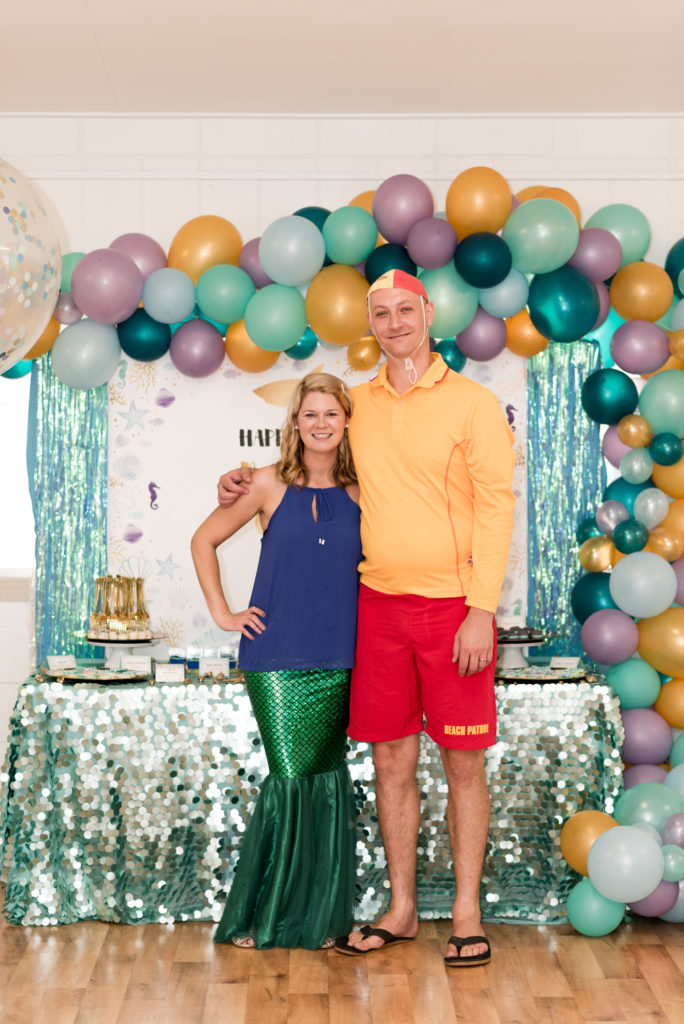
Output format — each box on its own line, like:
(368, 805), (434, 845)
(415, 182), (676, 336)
(231, 935), (256, 949)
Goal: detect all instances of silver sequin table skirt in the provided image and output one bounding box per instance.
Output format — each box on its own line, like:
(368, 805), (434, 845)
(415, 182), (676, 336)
(0, 677), (623, 926)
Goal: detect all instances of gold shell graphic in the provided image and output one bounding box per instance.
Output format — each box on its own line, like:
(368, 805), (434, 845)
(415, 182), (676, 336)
(252, 365), (325, 407)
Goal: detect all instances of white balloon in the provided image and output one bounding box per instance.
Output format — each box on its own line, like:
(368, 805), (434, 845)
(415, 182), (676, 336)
(609, 551), (677, 618)
(633, 488), (670, 529)
(588, 825), (664, 903)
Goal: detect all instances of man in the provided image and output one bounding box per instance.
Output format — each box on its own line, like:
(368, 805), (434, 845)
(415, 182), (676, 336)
(218, 269), (515, 966)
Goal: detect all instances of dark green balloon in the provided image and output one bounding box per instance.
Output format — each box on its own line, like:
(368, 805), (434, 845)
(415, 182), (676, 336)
(602, 476), (652, 515)
(1, 359), (32, 379)
(453, 232), (512, 288)
(571, 572), (618, 624)
(528, 265), (600, 343)
(294, 205), (331, 231)
(649, 431), (683, 466)
(612, 517), (649, 554)
(576, 516), (602, 544)
(434, 338), (466, 373)
(117, 308), (171, 362)
(365, 243), (416, 284)
(285, 326), (318, 360)
(581, 367), (638, 424)
(665, 237), (684, 298)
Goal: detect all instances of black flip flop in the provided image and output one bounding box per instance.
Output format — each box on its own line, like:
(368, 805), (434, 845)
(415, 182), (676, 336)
(444, 934), (491, 968)
(334, 924), (416, 956)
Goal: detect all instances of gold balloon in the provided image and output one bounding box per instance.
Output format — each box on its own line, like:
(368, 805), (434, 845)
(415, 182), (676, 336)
(25, 316), (60, 359)
(654, 677), (684, 729)
(505, 309), (549, 357)
(560, 810), (618, 876)
(648, 525), (684, 562)
(638, 607), (684, 677)
(445, 166), (512, 240)
(669, 329), (684, 360)
(652, 454), (684, 499)
(515, 185), (547, 203)
(305, 265), (369, 346)
(642, 353), (684, 379)
(349, 190), (385, 246)
(616, 414), (652, 448)
(578, 536), (614, 572)
(347, 335), (381, 372)
(224, 320), (280, 373)
(168, 215), (242, 284)
(609, 261), (674, 322)
(662, 498), (684, 536)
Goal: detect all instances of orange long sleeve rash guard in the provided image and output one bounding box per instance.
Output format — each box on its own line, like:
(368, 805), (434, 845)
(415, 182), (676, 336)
(348, 354), (516, 614)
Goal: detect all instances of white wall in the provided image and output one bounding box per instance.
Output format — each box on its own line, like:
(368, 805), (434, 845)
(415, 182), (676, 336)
(2, 111), (684, 758)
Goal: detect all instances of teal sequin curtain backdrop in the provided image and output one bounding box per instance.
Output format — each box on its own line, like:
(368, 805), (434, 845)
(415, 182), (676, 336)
(27, 359), (108, 664)
(527, 342), (606, 656)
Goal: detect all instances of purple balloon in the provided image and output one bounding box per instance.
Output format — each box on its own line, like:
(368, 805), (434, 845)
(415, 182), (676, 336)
(456, 307), (506, 361)
(110, 232), (167, 281)
(595, 499), (630, 534)
(592, 282), (610, 330)
(567, 227), (623, 283)
(372, 174), (434, 246)
(406, 217), (457, 269)
(628, 878), (679, 917)
(623, 764), (668, 788)
(661, 812), (684, 848)
(53, 291), (83, 325)
(610, 320), (670, 375)
(239, 237), (274, 288)
(602, 425), (632, 469)
(71, 248), (143, 325)
(580, 608), (639, 665)
(672, 554), (684, 606)
(169, 319), (225, 378)
(621, 708), (673, 766)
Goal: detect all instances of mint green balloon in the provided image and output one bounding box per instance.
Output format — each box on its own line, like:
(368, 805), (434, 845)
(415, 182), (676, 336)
(566, 878), (625, 936)
(420, 263), (478, 338)
(606, 658), (662, 709)
(639, 369), (684, 438)
(662, 844), (684, 882)
(244, 284), (306, 352)
(620, 447), (654, 485)
(585, 204), (651, 268)
(322, 207), (377, 266)
(671, 732), (684, 768)
(60, 251), (85, 292)
(501, 198), (579, 274)
(615, 782), (684, 831)
(196, 264), (255, 326)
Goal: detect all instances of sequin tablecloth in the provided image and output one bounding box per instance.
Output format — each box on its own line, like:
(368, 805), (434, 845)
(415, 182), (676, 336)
(0, 677), (623, 927)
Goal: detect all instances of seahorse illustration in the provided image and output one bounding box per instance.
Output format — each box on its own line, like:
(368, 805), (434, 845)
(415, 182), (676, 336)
(505, 403), (517, 431)
(148, 482), (160, 510)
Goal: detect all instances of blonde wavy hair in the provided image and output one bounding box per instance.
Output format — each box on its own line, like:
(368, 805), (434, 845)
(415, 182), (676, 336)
(277, 372), (357, 488)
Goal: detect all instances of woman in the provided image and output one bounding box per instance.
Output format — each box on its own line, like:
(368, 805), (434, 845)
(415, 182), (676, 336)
(191, 372), (361, 950)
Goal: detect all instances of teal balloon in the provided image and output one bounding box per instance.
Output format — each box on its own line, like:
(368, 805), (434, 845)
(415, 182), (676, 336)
(665, 237), (684, 298)
(639, 369), (684, 438)
(585, 203), (651, 268)
(528, 266), (599, 343)
(662, 845), (684, 882)
(117, 308), (171, 362)
(501, 198), (580, 274)
(602, 477), (652, 515)
(478, 267), (528, 318)
(649, 432), (683, 466)
(1, 359), (31, 379)
(571, 571), (617, 624)
(620, 448), (654, 485)
(196, 265), (255, 326)
(585, 305), (625, 368)
(576, 516), (602, 544)
(566, 878), (625, 937)
(244, 284), (307, 352)
(50, 318), (121, 390)
(581, 368), (638, 424)
(365, 243), (416, 283)
(611, 517), (649, 554)
(293, 205), (331, 231)
(606, 658), (662, 708)
(284, 326), (318, 360)
(671, 732), (684, 767)
(322, 207), (377, 266)
(453, 231), (512, 288)
(420, 263), (479, 338)
(614, 783), (684, 831)
(60, 251), (85, 292)
(434, 338), (466, 372)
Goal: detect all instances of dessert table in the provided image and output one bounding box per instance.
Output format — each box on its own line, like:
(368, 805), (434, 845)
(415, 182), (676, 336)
(0, 672), (623, 927)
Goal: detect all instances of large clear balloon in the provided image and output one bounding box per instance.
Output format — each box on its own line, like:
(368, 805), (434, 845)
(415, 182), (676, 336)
(420, 264), (478, 338)
(259, 216), (325, 287)
(527, 266), (599, 343)
(0, 158), (62, 373)
(609, 550), (677, 618)
(585, 203), (651, 268)
(50, 318), (121, 390)
(70, 248), (143, 326)
(566, 878), (625, 937)
(587, 825), (665, 903)
(502, 198), (580, 275)
(372, 174), (434, 246)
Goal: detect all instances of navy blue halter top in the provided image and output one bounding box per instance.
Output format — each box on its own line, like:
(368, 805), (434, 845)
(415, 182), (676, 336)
(238, 485), (362, 672)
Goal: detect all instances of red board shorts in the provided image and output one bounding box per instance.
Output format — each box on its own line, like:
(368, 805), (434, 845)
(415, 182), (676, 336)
(348, 584), (497, 750)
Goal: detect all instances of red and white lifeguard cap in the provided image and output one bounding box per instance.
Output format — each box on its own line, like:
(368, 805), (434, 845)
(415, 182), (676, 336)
(366, 268), (428, 301)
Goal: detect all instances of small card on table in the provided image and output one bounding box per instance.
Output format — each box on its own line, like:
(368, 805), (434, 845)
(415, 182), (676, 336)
(47, 655), (77, 671)
(154, 662), (186, 683)
(122, 656), (152, 674)
(199, 657), (230, 677)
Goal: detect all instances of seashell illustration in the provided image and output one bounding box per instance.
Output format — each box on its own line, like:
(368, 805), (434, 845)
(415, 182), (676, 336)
(114, 454), (143, 481)
(123, 523), (143, 544)
(167, 585), (191, 609)
(110, 491), (137, 514)
(156, 388), (175, 408)
(253, 365), (324, 407)
(119, 556), (154, 579)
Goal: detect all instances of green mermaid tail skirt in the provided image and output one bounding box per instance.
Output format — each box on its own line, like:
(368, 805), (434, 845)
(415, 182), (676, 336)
(214, 668), (356, 949)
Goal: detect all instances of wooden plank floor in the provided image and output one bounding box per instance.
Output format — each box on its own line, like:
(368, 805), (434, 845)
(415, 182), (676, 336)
(0, 912), (682, 1024)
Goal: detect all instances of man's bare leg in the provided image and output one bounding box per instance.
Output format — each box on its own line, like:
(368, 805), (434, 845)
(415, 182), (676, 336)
(345, 734), (421, 951)
(440, 746), (490, 962)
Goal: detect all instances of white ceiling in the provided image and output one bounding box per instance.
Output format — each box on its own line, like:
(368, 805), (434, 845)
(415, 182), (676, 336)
(3, 0), (683, 114)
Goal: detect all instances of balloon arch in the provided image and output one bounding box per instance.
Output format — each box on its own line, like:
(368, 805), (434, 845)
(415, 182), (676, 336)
(4, 159), (684, 930)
